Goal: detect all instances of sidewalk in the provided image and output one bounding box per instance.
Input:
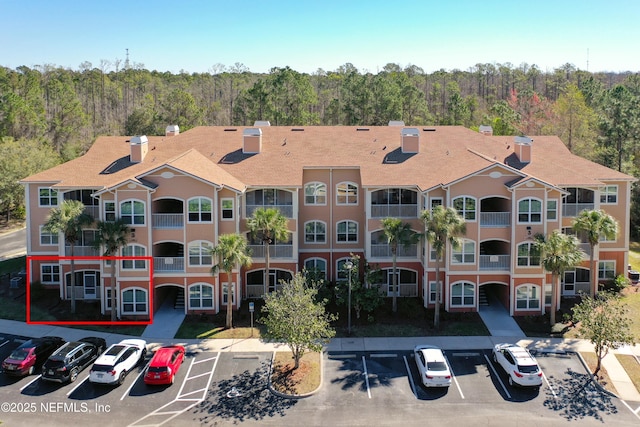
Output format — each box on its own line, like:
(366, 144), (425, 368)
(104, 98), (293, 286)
(0, 318), (638, 401)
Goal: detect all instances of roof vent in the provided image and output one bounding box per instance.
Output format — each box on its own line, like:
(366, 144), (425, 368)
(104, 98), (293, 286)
(478, 125), (493, 136)
(254, 120), (271, 126)
(165, 125), (179, 137)
(401, 128), (419, 154)
(243, 128), (262, 154)
(388, 120), (405, 126)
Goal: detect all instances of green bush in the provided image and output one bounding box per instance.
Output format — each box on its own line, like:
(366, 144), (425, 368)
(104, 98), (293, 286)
(397, 297), (425, 319)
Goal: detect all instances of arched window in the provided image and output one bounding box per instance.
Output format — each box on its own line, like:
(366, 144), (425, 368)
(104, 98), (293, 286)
(189, 283), (214, 309)
(187, 197), (212, 223)
(336, 182), (358, 205)
(516, 284), (540, 309)
(452, 239), (475, 264)
(121, 244), (146, 269)
(451, 282), (475, 307)
(122, 287), (147, 314)
(304, 221), (326, 243)
(452, 196), (476, 221)
(304, 258), (327, 280)
(337, 220), (358, 243)
(517, 242), (540, 266)
(304, 182), (327, 205)
(188, 241), (213, 266)
(518, 198), (542, 223)
(120, 200), (145, 225)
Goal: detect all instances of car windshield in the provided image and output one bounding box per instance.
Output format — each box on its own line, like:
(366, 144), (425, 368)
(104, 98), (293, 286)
(8, 348), (30, 361)
(426, 361), (448, 371)
(91, 364), (114, 372)
(518, 364), (539, 374)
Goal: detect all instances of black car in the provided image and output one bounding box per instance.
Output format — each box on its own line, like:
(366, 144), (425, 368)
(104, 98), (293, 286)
(2, 336), (65, 376)
(41, 337), (106, 383)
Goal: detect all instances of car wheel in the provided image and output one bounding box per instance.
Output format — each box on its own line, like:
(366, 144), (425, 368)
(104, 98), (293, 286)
(28, 366), (34, 375)
(69, 367), (79, 383)
(118, 370), (126, 385)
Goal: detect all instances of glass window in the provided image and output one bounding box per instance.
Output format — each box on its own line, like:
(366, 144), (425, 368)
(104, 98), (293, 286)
(517, 242), (540, 266)
(221, 198), (234, 220)
(598, 261), (615, 280)
(600, 185), (618, 204)
(39, 188), (58, 207)
(516, 284), (540, 309)
(189, 284), (213, 308)
(337, 220), (358, 242)
(336, 182), (358, 205)
(452, 196), (476, 221)
(104, 201), (116, 222)
(451, 282), (475, 306)
(305, 221), (326, 243)
(188, 241), (213, 266)
(452, 239), (475, 264)
(188, 198), (212, 222)
(122, 288), (147, 313)
(120, 200), (145, 225)
(428, 281), (442, 304)
(222, 282), (235, 305)
(547, 200), (557, 221)
(304, 258), (327, 280)
(305, 182), (327, 205)
(122, 245), (146, 269)
(40, 226), (59, 245)
(544, 284), (552, 306)
(518, 198), (542, 223)
(41, 264), (60, 283)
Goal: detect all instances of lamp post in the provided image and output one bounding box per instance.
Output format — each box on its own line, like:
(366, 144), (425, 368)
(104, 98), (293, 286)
(345, 260), (353, 336)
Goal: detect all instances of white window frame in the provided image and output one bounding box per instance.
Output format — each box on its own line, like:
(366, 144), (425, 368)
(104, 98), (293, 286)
(188, 241), (213, 266)
(304, 220), (326, 244)
(517, 197), (542, 224)
(517, 242), (540, 267)
(121, 244), (147, 270)
(221, 198), (234, 221)
(516, 284), (540, 309)
(41, 264), (60, 284)
(104, 201), (116, 222)
(222, 282), (236, 305)
(600, 185), (618, 204)
(450, 282), (475, 307)
(336, 182), (358, 205)
(304, 182), (327, 205)
(188, 283), (214, 309)
(38, 187), (58, 207)
(451, 239), (475, 264)
(104, 287), (118, 310)
(452, 196), (476, 221)
(598, 260), (616, 280)
(121, 287), (148, 314)
(547, 199), (558, 221)
(430, 197), (443, 211)
(544, 283), (552, 306)
(336, 220), (358, 243)
(39, 226), (59, 246)
(428, 281), (442, 304)
(187, 197), (213, 223)
(304, 258), (327, 280)
(120, 199), (145, 225)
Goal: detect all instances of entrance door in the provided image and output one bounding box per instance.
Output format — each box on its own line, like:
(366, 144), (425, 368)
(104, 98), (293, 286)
(563, 271), (575, 296)
(84, 272), (97, 299)
(268, 271), (277, 293)
(387, 271), (400, 297)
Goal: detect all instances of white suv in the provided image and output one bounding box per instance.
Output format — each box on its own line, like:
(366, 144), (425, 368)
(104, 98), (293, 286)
(492, 343), (542, 388)
(89, 339), (146, 386)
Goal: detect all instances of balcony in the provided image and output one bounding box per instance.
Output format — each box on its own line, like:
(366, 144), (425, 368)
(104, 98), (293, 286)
(83, 206), (100, 219)
(65, 245), (100, 257)
(562, 203), (594, 217)
(371, 204), (418, 218)
(248, 245), (294, 258)
(246, 204), (293, 218)
(153, 257), (185, 272)
(480, 212), (510, 228)
(479, 255), (510, 270)
(152, 213), (184, 229)
(370, 244), (418, 258)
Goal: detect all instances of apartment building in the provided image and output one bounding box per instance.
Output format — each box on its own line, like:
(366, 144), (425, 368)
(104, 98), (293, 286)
(21, 123), (635, 319)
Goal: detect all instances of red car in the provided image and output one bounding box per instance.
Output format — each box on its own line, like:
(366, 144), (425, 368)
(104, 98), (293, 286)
(2, 336), (65, 376)
(143, 345), (185, 385)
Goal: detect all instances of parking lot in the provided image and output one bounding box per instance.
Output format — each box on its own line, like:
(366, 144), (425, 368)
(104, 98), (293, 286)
(0, 334), (639, 426)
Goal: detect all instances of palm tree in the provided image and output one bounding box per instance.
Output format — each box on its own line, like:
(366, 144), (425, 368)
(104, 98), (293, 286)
(572, 209), (618, 296)
(211, 234), (252, 329)
(421, 206), (466, 329)
(93, 219), (129, 321)
(380, 217), (419, 313)
(536, 230), (584, 325)
(247, 207), (289, 296)
(43, 199), (93, 314)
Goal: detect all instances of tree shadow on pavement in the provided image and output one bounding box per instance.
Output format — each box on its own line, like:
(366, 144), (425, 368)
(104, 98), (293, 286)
(192, 361), (297, 424)
(544, 369), (618, 421)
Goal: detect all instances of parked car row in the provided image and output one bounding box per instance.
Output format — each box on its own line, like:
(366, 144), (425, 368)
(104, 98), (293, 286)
(1, 336), (187, 388)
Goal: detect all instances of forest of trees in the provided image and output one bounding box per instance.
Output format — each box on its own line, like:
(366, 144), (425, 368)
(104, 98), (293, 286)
(1, 60), (640, 234)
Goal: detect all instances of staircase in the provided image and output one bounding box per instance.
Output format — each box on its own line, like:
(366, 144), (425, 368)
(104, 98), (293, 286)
(174, 288), (185, 310)
(478, 287), (489, 306)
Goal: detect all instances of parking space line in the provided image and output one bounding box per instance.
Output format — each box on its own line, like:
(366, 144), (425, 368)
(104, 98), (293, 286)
(362, 355), (371, 399)
(67, 375), (90, 396)
(178, 388), (207, 399)
(185, 371), (210, 381)
(621, 400), (640, 421)
(445, 355), (464, 399)
(483, 353), (511, 399)
(193, 356), (217, 364)
(0, 340), (10, 349)
(403, 355), (418, 398)
(541, 372), (557, 399)
(121, 361), (151, 401)
(19, 374), (41, 391)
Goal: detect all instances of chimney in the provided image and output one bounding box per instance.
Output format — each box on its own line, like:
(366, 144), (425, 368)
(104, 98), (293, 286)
(165, 125), (179, 137)
(243, 128), (262, 154)
(130, 135), (148, 163)
(401, 128), (419, 154)
(479, 125), (493, 136)
(513, 136), (533, 163)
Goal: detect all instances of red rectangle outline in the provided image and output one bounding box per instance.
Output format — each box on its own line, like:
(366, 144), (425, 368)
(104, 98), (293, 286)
(26, 255), (154, 326)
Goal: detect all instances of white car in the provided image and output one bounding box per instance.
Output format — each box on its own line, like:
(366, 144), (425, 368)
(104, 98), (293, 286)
(89, 339), (147, 385)
(413, 345), (452, 387)
(492, 343), (543, 388)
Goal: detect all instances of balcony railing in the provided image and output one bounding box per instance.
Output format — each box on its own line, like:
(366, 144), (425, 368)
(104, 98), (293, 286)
(248, 245), (294, 258)
(370, 244), (418, 258)
(65, 286), (99, 300)
(480, 212), (510, 227)
(371, 204), (418, 218)
(246, 204), (294, 218)
(153, 257), (185, 272)
(479, 254), (510, 270)
(152, 213), (184, 229)
(83, 206), (100, 219)
(381, 283), (418, 297)
(65, 246), (100, 257)
(562, 203), (595, 217)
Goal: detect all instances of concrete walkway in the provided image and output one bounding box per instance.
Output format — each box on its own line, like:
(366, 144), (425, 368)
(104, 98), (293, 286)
(141, 295), (185, 339)
(478, 295), (526, 337)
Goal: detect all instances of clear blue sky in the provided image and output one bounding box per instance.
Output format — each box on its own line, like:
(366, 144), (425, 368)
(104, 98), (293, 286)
(2, 0), (639, 74)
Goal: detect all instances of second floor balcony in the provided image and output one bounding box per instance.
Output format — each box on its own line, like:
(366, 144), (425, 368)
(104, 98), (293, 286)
(479, 254), (510, 270)
(153, 256), (185, 272)
(480, 212), (510, 228)
(153, 199), (184, 229)
(152, 213), (184, 229)
(370, 244), (418, 258)
(248, 244), (294, 259)
(65, 245), (100, 257)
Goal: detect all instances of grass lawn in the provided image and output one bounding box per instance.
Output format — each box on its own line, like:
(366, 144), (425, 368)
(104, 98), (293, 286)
(175, 321), (263, 339)
(581, 352), (616, 394)
(271, 351), (321, 395)
(0, 256), (26, 276)
(616, 354), (640, 394)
